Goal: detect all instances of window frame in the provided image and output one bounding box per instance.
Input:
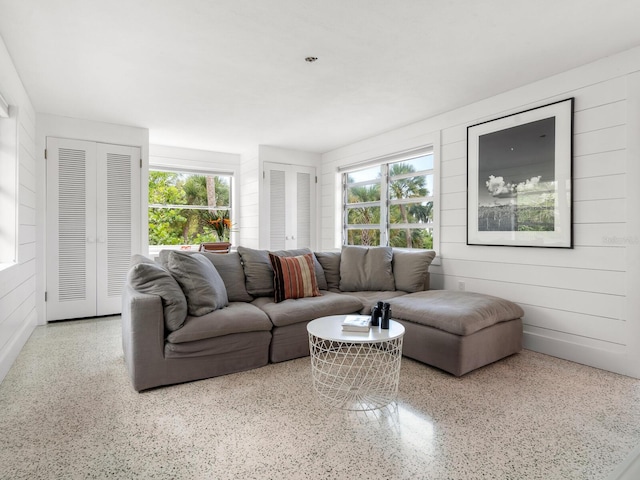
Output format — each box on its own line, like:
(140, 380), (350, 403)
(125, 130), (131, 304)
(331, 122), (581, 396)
(0, 93), (18, 270)
(341, 146), (437, 250)
(147, 166), (234, 254)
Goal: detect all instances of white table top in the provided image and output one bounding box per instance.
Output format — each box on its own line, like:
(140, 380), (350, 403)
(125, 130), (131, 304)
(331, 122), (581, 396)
(307, 315), (405, 343)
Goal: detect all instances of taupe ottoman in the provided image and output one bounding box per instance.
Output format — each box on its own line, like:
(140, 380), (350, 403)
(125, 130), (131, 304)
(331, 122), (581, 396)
(386, 290), (524, 376)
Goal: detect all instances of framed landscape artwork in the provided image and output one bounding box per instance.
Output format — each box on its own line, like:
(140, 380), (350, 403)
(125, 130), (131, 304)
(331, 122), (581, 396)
(467, 98), (574, 248)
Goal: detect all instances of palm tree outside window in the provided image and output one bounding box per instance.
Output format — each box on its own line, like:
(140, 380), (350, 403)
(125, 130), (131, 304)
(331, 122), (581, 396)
(343, 152), (434, 249)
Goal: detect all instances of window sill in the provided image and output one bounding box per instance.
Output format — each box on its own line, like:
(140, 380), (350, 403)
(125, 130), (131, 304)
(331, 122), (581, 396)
(0, 261), (18, 273)
(147, 245), (204, 259)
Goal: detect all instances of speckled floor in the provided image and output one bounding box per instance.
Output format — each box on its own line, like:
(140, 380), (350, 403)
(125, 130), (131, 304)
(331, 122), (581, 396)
(1, 316), (640, 480)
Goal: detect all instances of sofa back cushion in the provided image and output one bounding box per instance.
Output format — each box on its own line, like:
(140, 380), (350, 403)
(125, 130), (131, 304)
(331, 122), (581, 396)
(392, 249), (436, 292)
(167, 252), (229, 316)
(236, 247), (274, 296)
(128, 256), (187, 331)
(200, 251), (253, 302)
(158, 250), (253, 302)
(339, 246), (395, 291)
(269, 253), (321, 302)
(238, 246), (327, 297)
(314, 251), (341, 290)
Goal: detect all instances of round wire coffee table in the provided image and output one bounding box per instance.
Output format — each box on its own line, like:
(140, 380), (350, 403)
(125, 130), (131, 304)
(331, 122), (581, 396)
(307, 315), (405, 411)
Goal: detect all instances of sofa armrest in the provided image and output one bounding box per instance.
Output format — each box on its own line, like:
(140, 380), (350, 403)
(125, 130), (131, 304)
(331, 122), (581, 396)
(121, 285), (167, 391)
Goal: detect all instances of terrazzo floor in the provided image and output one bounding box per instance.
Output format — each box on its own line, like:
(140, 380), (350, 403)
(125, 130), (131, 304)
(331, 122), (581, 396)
(1, 316), (640, 480)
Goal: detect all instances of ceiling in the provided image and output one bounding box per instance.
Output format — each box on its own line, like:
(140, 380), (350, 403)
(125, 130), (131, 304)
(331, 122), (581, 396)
(1, 0), (640, 155)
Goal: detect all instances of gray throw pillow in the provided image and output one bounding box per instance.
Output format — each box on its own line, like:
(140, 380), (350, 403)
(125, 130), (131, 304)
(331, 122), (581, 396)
(167, 251), (229, 316)
(130, 253), (155, 267)
(392, 249), (436, 292)
(315, 251), (341, 290)
(237, 246), (327, 296)
(156, 249), (172, 269)
(339, 246), (395, 291)
(200, 251), (253, 302)
(237, 247), (274, 297)
(127, 260), (187, 331)
(157, 250), (253, 302)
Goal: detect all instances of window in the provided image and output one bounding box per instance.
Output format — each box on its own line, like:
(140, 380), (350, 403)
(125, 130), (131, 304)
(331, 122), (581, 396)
(0, 92), (18, 268)
(343, 150), (434, 249)
(148, 169), (233, 249)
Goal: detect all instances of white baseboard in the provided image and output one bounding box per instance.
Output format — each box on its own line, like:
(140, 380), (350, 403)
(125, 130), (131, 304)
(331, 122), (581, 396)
(523, 331), (637, 379)
(0, 311), (36, 384)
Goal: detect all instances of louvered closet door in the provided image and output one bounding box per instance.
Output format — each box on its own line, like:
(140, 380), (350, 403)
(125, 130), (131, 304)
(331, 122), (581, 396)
(95, 143), (141, 315)
(46, 138), (98, 321)
(46, 139), (140, 321)
(267, 166), (287, 250)
(263, 162), (316, 250)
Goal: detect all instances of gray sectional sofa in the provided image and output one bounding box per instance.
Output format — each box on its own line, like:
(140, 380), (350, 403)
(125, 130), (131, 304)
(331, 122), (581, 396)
(122, 246), (524, 391)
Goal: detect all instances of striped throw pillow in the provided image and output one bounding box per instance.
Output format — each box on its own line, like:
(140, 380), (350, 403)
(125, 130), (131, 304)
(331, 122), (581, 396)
(269, 253), (321, 303)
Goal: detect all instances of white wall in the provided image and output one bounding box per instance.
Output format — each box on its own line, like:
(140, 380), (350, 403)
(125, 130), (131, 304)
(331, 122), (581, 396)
(0, 37), (37, 383)
(321, 46), (640, 378)
(239, 146), (260, 248)
(35, 114), (149, 325)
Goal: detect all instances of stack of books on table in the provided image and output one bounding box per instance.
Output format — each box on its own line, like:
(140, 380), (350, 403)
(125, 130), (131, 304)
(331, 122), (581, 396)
(341, 315), (372, 332)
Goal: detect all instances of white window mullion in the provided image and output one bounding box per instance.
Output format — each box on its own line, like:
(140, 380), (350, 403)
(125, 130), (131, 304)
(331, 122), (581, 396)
(381, 163), (389, 246)
(342, 148), (436, 250)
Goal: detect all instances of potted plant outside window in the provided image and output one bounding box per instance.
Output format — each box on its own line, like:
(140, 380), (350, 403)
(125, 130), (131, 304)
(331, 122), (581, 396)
(200, 211), (233, 253)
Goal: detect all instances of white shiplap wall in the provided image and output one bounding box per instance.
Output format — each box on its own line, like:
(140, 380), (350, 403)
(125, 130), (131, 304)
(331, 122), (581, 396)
(0, 38), (37, 383)
(239, 147), (260, 248)
(321, 45), (640, 378)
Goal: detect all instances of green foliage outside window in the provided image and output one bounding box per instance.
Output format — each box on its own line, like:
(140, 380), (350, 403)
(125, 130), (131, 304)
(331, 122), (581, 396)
(344, 157), (434, 249)
(148, 171), (231, 246)
(387, 162), (433, 249)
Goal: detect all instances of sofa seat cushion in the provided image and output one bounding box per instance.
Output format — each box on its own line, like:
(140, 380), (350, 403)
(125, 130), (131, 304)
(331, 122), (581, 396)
(339, 291), (408, 314)
(165, 331), (272, 359)
(386, 290), (525, 336)
(252, 291), (363, 327)
(167, 302), (272, 343)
